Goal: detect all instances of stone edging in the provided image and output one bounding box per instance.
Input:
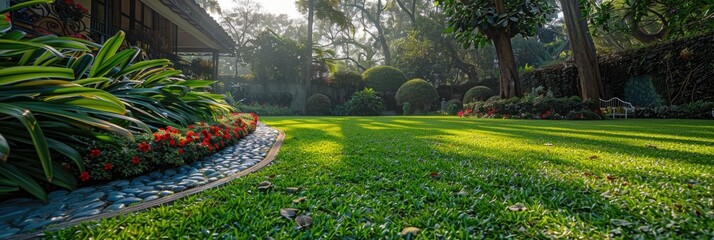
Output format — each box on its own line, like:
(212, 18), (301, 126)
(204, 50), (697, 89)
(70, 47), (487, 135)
(13, 128), (285, 240)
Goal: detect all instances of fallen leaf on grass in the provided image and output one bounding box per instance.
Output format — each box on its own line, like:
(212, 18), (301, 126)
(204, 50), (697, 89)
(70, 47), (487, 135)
(280, 208), (298, 219)
(295, 215), (312, 229)
(588, 155), (599, 160)
(429, 172), (440, 179)
(399, 227), (420, 236)
(645, 144), (658, 149)
(452, 189), (469, 196)
(610, 219), (632, 227)
(257, 181), (273, 191)
(543, 142), (554, 146)
(606, 174), (616, 181)
(292, 197), (307, 203)
(638, 225), (651, 232)
(285, 187), (301, 193)
(508, 203), (527, 211)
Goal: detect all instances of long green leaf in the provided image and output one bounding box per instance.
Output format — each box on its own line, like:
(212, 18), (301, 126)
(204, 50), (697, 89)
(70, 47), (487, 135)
(0, 66), (74, 85)
(0, 134), (7, 161)
(0, 162), (46, 201)
(0, 39), (63, 57)
(118, 59), (171, 77)
(90, 31), (125, 77)
(0, 104), (52, 182)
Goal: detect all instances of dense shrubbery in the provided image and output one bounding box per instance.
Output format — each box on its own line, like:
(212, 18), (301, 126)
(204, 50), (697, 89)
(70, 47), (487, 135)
(395, 79), (439, 114)
(362, 66), (408, 92)
(235, 103), (294, 116)
(635, 101), (714, 119)
(333, 88), (384, 116)
(307, 93), (332, 115)
(463, 86), (496, 104)
(461, 93), (603, 120)
(329, 69), (363, 89)
(74, 113), (257, 183)
(445, 99), (463, 115)
(624, 76), (664, 107)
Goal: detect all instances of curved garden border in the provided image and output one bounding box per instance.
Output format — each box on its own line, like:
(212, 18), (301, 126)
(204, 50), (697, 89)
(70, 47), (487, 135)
(8, 125), (285, 240)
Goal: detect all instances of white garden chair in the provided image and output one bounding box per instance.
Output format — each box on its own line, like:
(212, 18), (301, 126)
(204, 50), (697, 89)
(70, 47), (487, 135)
(599, 97), (635, 119)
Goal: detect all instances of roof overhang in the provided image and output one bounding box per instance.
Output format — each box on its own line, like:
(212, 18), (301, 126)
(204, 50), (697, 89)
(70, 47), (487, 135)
(141, 0), (234, 53)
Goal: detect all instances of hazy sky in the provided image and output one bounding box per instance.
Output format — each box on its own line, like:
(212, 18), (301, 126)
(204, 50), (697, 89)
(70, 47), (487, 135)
(216, 0), (302, 18)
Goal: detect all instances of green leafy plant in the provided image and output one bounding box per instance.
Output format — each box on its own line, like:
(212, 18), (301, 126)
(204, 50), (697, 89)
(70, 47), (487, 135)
(445, 99), (463, 115)
(395, 79), (439, 115)
(361, 66), (408, 92)
(306, 93), (332, 115)
(624, 75), (664, 108)
(338, 88), (384, 116)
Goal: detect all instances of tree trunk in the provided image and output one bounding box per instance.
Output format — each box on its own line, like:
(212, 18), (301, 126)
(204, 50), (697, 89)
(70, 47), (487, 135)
(303, 0), (315, 114)
(491, 32), (522, 98)
(560, 0), (604, 100)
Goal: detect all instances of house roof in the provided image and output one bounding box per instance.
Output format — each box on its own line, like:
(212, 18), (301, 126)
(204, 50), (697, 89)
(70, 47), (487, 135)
(144, 0), (234, 53)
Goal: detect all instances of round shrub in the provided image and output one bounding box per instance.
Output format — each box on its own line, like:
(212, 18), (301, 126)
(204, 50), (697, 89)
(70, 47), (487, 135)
(395, 79), (439, 114)
(307, 93), (332, 115)
(362, 66), (408, 92)
(463, 86), (496, 104)
(344, 88), (384, 116)
(330, 70), (363, 89)
(445, 99), (462, 115)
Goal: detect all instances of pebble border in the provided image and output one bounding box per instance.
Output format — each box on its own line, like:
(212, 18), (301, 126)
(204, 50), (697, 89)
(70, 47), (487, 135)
(0, 123), (285, 240)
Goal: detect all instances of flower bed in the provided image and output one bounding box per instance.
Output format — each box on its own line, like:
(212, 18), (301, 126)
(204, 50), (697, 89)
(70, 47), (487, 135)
(69, 113), (259, 184)
(460, 95), (604, 120)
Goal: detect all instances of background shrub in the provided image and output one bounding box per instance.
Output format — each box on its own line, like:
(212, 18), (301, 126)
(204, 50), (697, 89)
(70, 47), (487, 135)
(307, 93), (332, 115)
(463, 86), (496, 104)
(339, 88), (384, 116)
(362, 66), (408, 92)
(235, 103), (294, 116)
(445, 99), (463, 115)
(330, 69), (363, 90)
(395, 79), (439, 114)
(624, 75), (665, 107)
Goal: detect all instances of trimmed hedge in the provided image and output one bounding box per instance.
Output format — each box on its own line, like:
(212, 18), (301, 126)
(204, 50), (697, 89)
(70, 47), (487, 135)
(395, 79), (439, 114)
(307, 93), (332, 115)
(462, 96), (603, 120)
(521, 33), (714, 104)
(362, 66), (408, 92)
(463, 86), (496, 104)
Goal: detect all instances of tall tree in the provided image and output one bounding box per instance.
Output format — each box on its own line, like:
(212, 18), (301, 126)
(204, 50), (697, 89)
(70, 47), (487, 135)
(345, 0), (392, 65)
(296, 0), (352, 113)
(437, 0), (554, 98)
(560, 0), (603, 100)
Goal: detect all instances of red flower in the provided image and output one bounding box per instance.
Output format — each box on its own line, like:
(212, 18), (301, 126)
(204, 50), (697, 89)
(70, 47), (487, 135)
(188, 125), (194, 129)
(89, 149), (100, 157)
(178, 148), (184, 154)
(79, 171), (90, 182)
(103, 163), (113, 170)
(138, 142), (151, 152)
(179, 139), (186, 147)
(457, 111), (464, 117)
(131, 156), (140, 164)
(4, 13), (10, 23)
(153, 133), (162, 142)
(169, 139), (176, 146)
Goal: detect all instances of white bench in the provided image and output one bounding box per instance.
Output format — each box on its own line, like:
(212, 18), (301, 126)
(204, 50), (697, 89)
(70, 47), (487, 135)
(600, 97), (635, 119)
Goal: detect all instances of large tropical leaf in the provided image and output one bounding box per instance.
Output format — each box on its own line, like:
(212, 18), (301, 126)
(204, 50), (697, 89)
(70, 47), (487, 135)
(0, 103), (52, 181)
(0, 162), (46, 201)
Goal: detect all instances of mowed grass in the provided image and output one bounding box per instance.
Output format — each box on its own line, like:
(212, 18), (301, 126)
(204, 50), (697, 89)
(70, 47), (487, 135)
(50, 117), (713, 239)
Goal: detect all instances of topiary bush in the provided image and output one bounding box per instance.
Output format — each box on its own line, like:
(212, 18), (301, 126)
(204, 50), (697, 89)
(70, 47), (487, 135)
(624, 75), (664, 107)
(395, 79), (439, 114)
(337, 88), (385, 116)
(445, 99), (463, 115)
(330, 69), (363, 89)
(463, 86), (496, 104)
(307, 93), (332, 115)
(362, 66), (408, 92)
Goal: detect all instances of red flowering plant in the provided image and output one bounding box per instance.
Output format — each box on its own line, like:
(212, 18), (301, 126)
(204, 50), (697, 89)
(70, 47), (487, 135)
(460, 94), (603, 120)
(67, 113), (259, 184)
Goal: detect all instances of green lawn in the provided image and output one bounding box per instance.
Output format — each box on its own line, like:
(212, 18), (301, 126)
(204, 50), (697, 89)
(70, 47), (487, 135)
(50, 117), (713, 239)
